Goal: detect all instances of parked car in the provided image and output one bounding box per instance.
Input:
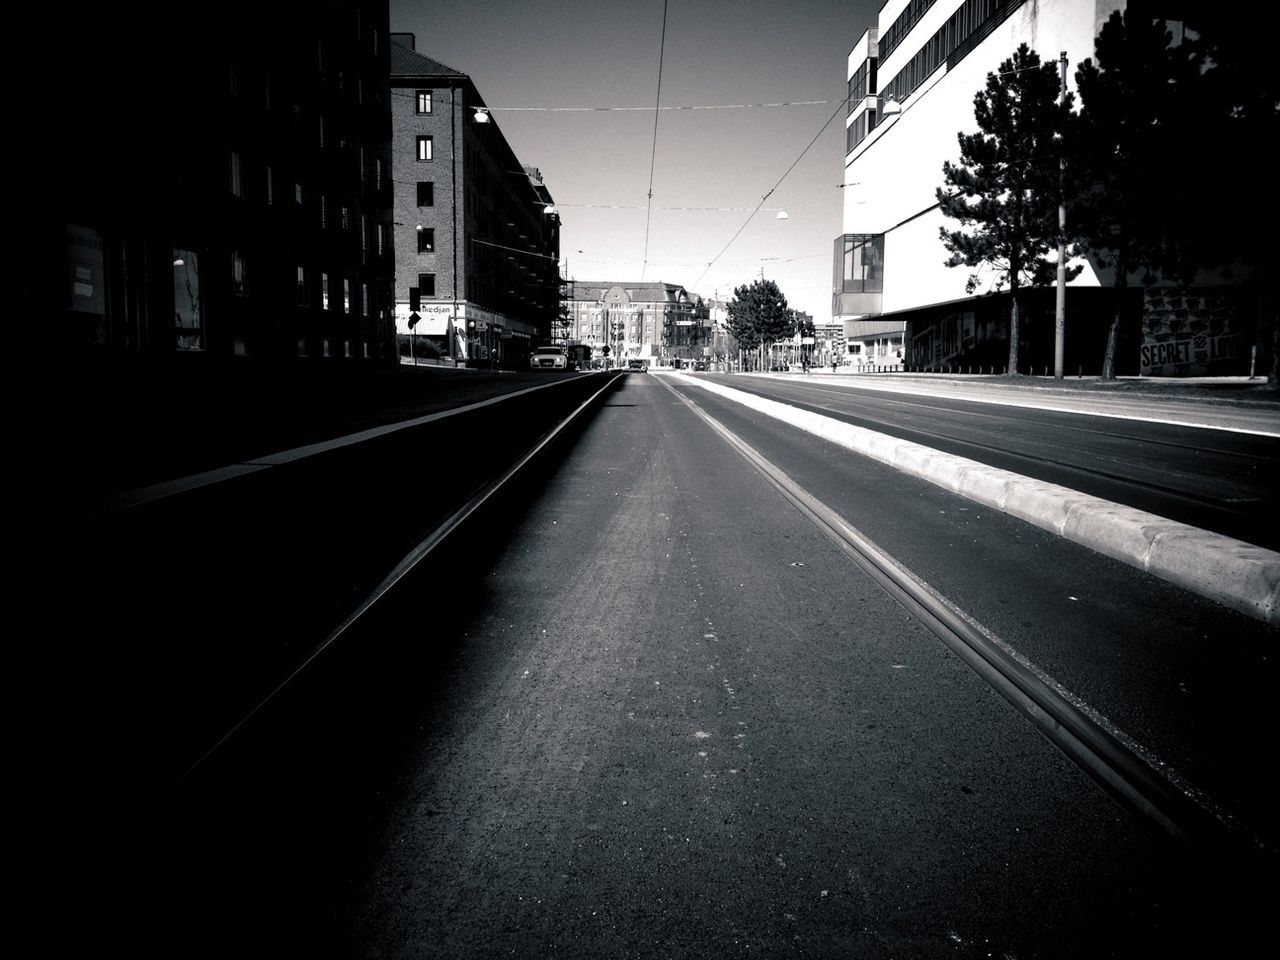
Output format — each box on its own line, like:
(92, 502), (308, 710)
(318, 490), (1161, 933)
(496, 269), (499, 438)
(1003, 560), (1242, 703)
(627, 359), (648, 373)
(693, 360), (708, 371)
(530, 346), (568, 370)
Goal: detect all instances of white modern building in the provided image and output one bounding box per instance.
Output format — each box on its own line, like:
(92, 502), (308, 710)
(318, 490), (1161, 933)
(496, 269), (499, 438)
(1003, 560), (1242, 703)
(835, 0), (1123, 373)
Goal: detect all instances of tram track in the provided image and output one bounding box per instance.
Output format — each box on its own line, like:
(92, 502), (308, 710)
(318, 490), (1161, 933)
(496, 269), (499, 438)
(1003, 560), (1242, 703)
(661, 374), (1272, 864)
(180, 371), (627, 778)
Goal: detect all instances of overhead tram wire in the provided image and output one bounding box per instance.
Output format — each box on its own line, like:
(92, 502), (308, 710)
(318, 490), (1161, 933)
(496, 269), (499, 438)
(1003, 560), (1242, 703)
(641, 0), (670, 283)
(691, 95), (850, 293)
(389, 88), (840, 112)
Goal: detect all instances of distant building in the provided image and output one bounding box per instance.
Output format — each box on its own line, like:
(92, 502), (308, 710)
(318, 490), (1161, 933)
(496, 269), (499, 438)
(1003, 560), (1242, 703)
(565, 282), (700, 363)
(390, 34), (561, 368)
(834, 0), (1248, 376)
(26, 1), (395, 363)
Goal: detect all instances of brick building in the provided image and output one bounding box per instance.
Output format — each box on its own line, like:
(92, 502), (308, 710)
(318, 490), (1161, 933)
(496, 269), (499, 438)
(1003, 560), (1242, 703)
(390, 35), (561, 367)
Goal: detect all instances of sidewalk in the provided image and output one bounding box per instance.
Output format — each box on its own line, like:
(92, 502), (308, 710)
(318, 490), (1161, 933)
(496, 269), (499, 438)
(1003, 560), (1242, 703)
(40, 358), (563, 506)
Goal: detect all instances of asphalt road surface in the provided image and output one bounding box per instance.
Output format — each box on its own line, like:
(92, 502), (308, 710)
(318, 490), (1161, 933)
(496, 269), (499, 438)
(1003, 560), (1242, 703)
(702, 374), (1280, 550)
(154, 372), (1275, 959)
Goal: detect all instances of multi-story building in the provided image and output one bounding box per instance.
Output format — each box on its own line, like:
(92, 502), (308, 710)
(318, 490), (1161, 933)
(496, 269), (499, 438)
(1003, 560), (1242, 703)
(566, 282), (699, 364)
(389, 35), (560, 368)
(834, 0), (1143, 374)
(27, 1), (395, 363)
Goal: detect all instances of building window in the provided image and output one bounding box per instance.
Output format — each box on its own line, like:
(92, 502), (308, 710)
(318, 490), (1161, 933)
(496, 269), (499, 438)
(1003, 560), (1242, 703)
(295, 182), (303, 206)
(297, 265), (308, 305)
(362, 283), (369, 317)
(416, 136), (433, 162)
(231, 251), (248, 296)
(418, 273), (436, 297)
(341, 206), (351, 231)
(417, 181), (434, 207)
(417, 228), (435, 253)
(322, 272), (330, 310)
(836, 234), (885, 294)
(266, 166), (274, 206)
(416, 90), (433, 114)
(320, 195), (328, 229)
(230, 150), (243, 197)
(319, 114), (326, 148)
(174, 249), (203, 352)
(375, 158), (383, 190)
(343, 278), (351, 313)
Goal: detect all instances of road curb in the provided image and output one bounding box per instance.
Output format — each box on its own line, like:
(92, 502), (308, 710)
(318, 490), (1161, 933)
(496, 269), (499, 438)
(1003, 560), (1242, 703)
(673, 373), (1280, 624)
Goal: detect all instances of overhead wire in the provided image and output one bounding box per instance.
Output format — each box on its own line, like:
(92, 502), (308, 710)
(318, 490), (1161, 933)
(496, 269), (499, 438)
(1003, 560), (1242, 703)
(389, 87), (838, 112)
(641, 0), (670, 282)
(690, 95), (850, 292)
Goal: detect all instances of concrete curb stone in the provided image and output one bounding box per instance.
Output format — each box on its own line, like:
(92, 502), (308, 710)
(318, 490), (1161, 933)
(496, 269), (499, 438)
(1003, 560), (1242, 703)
(672, 372), (1280, 624)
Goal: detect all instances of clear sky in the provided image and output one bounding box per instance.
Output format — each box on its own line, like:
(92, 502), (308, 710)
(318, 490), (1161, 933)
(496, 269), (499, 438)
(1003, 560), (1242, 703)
(390, 0), (885, 323)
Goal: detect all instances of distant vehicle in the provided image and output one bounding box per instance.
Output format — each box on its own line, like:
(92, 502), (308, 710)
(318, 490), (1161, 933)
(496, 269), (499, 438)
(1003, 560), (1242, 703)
(530, 346), (568, 370)
(693, 360), (708, 371)
(565, 344), (592, 370)
(627, 359), (648, 373)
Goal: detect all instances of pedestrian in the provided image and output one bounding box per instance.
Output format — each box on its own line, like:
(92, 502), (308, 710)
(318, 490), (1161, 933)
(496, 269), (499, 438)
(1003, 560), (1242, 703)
(831, 357), (837, 374)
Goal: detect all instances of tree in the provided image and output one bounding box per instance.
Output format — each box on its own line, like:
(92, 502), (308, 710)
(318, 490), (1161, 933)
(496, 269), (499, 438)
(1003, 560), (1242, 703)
(1183, 13), (1280, 387)
(727, 279), (792, 370)
(1073, 11), (1199, 379)
(938, 43), (1076, 376)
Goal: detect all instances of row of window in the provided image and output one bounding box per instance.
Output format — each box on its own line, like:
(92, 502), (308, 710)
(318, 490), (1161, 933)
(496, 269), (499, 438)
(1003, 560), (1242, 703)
(295, 265), (375, 315)
(879, 0), (1010, 106)
(878, 0), (937, 63)
(298, 337), (374, 360)
(229, 148), (386, 203)
(847, 58), (878, 113)
(229, 150), (392, 255)
(846, 108), (879, 154)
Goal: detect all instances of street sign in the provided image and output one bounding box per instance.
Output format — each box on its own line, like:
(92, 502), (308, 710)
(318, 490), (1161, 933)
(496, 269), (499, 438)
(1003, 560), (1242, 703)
(408, 311), (421, 329)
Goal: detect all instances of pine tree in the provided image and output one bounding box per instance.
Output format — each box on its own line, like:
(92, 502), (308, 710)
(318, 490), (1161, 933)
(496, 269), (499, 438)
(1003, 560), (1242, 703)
(938, 44), (1074, 376)
(727, 279), (791, 371)
(1073, 11), (1197, 380)
(1183, 13), (1280, 387)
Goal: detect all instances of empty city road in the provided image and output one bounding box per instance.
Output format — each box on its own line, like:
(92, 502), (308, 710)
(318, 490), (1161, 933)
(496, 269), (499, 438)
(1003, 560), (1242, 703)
(165, 371), (1276, 959)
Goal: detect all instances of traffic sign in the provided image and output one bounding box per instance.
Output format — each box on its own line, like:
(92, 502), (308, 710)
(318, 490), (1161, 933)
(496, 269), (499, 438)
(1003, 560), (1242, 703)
(408, 311), (421, 329)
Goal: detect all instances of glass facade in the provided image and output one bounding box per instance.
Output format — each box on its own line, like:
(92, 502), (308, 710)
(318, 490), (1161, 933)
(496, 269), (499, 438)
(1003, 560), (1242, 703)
(835, 234), (884, 294)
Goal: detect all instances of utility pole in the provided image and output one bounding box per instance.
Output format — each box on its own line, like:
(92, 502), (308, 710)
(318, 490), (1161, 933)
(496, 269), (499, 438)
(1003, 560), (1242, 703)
(1054, 49), (1067, 380)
